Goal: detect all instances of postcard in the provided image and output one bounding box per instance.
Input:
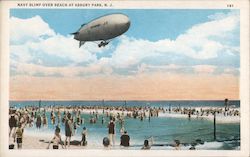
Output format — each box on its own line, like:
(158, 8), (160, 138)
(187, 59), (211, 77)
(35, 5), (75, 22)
(0, 0), (249, 157)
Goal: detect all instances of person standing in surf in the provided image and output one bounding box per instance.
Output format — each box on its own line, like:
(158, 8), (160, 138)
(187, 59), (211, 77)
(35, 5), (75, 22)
(36, 114), (42, 129)
(224, 98), (229, 112)
(64, 113), (72, 148)
(81, 127), (87, 146)
(108, 118), (115, 146)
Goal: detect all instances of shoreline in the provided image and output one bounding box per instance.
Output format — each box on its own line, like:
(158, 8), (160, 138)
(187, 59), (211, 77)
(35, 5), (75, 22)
(9, 134), (240, 150)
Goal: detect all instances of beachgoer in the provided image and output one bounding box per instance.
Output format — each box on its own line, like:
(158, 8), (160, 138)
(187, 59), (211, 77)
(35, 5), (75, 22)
(102, 117), (105, 124)
(190, 142), (196, 150)
(76, 115), (81, 125)
(57, 109), (61, 125)
(15, 124), (23, 149)
(36, 114), (42, 129)
(42, 114), (47, 126)
(188, 111), (191, 120)
(120, 126), (125, 135)
(81, 127), (87, 146)
(108, 118), (115, 146)
(140, 115), (143, 121)
(64, 113), (72, 148)
(141, 140), (151, 150)
(103, 137), (110, 147)
(51, 116), (55, 125)
(73, 122), (77, 135)
(224, 98), (229, 112)
(189, 146), (196, 150)
(120, 131), (130, 147)
(9, 112), (17, 138)
(47, 127), (64, 149)
(174, 140), (181, 150)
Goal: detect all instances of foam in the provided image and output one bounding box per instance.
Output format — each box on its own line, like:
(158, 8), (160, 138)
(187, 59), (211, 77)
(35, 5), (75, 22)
(158, 106), (240, 124)
(195, 141), (224, 150)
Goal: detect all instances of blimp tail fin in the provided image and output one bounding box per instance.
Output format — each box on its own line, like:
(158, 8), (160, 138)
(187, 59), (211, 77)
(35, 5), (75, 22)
(71, 32), (79, 35)
(79, 41), (85, 48)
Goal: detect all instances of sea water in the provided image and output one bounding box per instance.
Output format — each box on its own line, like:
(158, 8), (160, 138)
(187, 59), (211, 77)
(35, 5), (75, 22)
(9, 100), (240, 150)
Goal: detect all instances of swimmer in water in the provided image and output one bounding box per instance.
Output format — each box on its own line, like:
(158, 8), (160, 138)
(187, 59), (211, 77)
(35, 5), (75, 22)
(141, 140), (151, 150)
(174, 140), (181, 150)
(81, 127), (87, 146)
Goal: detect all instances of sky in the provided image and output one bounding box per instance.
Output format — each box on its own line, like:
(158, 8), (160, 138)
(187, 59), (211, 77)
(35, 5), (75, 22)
(9, 9), (240, 100)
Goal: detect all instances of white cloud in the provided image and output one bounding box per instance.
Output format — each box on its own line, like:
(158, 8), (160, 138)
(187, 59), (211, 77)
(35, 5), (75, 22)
(10, 16), (55, 44)
(109, 11), (239, 69)
(11, 60), (114, 77)
(28, 34), (97, 63)
(10, 16), (113, 67)
(109, 36), (161, 68)
(193, 65), (216, 74)
(137, 63), (184, 74)
(223, 68), (239, 75)
(10, 11), (240, 78)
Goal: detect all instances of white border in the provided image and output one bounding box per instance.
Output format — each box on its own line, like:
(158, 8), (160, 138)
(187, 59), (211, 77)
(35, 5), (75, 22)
(0, 1), (249, 157)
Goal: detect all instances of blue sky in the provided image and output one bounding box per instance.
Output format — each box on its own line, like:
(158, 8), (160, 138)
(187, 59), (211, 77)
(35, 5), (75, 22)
(10, 9), (240, 77)
(11, 9), (232, 40)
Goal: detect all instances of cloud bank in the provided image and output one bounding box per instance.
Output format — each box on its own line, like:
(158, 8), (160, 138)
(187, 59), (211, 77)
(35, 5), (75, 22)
(10, 11), (240, 78)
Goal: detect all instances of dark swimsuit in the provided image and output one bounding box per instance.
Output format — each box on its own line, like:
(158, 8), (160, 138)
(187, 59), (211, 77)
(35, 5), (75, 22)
(108, 122), (115, 134)
(17, 138), (22, 144)
(65, 120), (71, 137)
(53, 145), (59, 149)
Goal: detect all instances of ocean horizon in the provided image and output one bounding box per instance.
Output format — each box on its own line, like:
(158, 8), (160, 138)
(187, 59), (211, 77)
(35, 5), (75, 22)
(10, 100), (240, 108)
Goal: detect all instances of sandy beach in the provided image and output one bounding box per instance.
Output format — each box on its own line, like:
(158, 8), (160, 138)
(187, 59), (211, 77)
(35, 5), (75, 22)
(9, 134), (240, 150)
(9, 134), (83, 149)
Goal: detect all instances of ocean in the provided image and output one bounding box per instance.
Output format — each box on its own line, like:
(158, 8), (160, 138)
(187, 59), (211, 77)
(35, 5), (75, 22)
(9, 100), (240, 150)
(10, 100), (240, 108)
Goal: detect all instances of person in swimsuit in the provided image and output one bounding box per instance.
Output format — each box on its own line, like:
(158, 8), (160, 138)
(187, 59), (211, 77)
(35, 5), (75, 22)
(42, 114), (47, 127)
(73, 122), (77, 135)
(15, 124), (24, 149)
(120, 131), (130, 147)
(9, 111), (17, 139)
(36, 114), (42, 129)
(102, 117), (105, 125)
(108, 118), (115, 146)
(141, 140), (151, 150)
(103, 137), (110, 148)
(174, 140), (181, 150)
(64, 113), (72, 148)
(47, 127), (64, 149)
(81, 127), (87, 146)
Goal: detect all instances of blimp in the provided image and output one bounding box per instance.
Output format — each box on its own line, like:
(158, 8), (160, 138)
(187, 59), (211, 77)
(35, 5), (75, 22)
(72, 13), (130, 48)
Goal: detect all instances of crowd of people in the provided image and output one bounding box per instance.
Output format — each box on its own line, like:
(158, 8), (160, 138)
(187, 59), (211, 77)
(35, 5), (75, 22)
(9, 99), (239, 150)
(8, 105), (146, 149)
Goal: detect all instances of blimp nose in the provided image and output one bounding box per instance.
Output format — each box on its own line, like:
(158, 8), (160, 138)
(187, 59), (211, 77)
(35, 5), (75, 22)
(125, 19), (130, 29)
(120, 15), (130, 25)
(118, 15), (130, 31)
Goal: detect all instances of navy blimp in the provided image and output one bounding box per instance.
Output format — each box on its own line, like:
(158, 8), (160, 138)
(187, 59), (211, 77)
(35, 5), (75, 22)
(72, 13), (130, 48)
